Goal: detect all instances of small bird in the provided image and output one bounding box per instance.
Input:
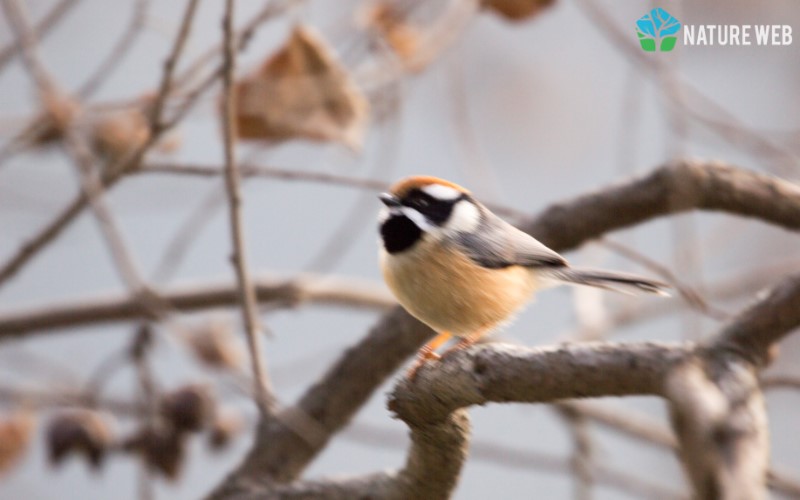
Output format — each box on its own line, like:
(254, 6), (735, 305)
(377, 176), (669, 378)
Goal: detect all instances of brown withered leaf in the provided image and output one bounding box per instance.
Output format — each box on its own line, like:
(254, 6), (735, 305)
(185, 320), (242, 370)
(481, 0), (556, 21)
(90, 107), (151, 166)
(31, 91), (79, 146)
(123, 426), (186, 480)
(207, 409), (244, 451)
(159, 384), (215, 434)
(234, 25), (368, 149)
(362, 2), (424, 72)
(46, 410), (113, 469)
(0, 413), (34, 476)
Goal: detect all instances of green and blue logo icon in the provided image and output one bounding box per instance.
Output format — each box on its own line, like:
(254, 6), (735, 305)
(636, 8), (681, 52)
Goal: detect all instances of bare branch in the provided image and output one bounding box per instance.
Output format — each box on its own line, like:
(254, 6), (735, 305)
(0, 0), (80, 73)
(220, 0), (274, 415)
(148, 0), (199, 130)
(76, 0), (151, 98)
(522, 160), (800, 253)
(714, 272), (800, 366)
(0, 274), (393, 340)
(666, 358), (768, 500)
(141, 161), (390, 192)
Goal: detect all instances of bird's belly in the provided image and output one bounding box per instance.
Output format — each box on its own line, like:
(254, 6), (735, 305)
(381, 246), (538, 336)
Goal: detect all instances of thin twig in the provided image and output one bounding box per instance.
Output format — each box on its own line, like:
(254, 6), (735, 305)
(4, 0), (154, 294)
(221, 0), (274, 416)
(76, 0), (151, 99)
(142, 161), (390, 191)
(556, 404), (595, 500)
(148, 0), (199, 131)
(0, 0), (80, 73)
(0, 0), (203, 290)
(0, 274), (394, 339)
(599, 238), (729, 321)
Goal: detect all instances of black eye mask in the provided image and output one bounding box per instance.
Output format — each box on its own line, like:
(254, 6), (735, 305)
(402, 189), (464, 225)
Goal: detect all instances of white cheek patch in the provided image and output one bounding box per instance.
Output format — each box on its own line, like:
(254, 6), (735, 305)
(400, 206), (434, 232)
(422, 184), (461, 201)
(445, 200), (481, 233)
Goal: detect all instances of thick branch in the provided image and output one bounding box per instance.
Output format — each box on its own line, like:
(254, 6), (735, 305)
(388, 342), (689, 426)
(208, 307), (435, 495)
(663, 272), (800, 500)
(713, 272), (800, 366)
(222, 411), (470, 500)
(666, 358), (768, 500)
(217, 341), (689, 500)
(522, 160), (800, 252)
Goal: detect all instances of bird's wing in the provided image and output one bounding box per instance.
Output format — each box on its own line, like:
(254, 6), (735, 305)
(455, 209), (566, 269)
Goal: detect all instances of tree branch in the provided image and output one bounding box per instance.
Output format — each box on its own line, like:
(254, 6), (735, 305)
(0, 275), (394, 340)
(220, 0), (274, 415)
(521, 160), (800, 252)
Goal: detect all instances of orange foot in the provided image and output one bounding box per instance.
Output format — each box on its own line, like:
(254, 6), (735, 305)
(406, 331), (451, 381)
(440, 332), (483, 361)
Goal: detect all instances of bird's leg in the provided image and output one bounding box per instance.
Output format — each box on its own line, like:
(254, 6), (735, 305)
(441, 331), (484, 360)
(406, 331), (452, 380)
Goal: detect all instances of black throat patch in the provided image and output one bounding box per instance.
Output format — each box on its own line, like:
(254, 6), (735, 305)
(380, 215), (422, 254)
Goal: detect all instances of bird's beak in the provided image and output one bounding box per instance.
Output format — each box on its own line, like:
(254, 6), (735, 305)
(379, 193), (401, 208)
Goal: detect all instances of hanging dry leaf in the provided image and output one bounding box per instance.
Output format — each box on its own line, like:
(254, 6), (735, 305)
(160, 384), (215, 434)
(233, 25), (369, 150)
(31, 91), (79, 146)
(481, 0), (556, 21)
(207, 409), (244, 451)
(361, 2), (424, 72)
(0, 413), (34, 476)
(185, 320), (243, 370)
(123, 426), (186, 480)
(46, 410), (113, 469)
(89, 107), (151, 165)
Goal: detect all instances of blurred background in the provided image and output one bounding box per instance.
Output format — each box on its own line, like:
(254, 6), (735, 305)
(0, 0), (799, 498)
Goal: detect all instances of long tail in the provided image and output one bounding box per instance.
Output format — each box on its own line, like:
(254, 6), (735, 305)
(546, 267), (670, 296)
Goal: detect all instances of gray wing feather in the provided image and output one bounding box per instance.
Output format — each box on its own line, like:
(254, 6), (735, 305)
(456, 208), (566, 269)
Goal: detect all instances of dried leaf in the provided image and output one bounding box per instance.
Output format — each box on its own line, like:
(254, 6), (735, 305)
(207, 409), (244, 451)
(234, 25), (369, 149)
(185, 320), (242, 370)
(123, 426), (185, 480)
(31, 92), (79, 146)
(362, 2), (424, 72)
(46, 410), (113, 469)
(160, 384), (215, 434)
(481, 0), (556, 21)
(0, 413), (34, 476)
(90, 107), (151, 165)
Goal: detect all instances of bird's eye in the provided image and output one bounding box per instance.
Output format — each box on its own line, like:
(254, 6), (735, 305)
(415, 198), (430, 208)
